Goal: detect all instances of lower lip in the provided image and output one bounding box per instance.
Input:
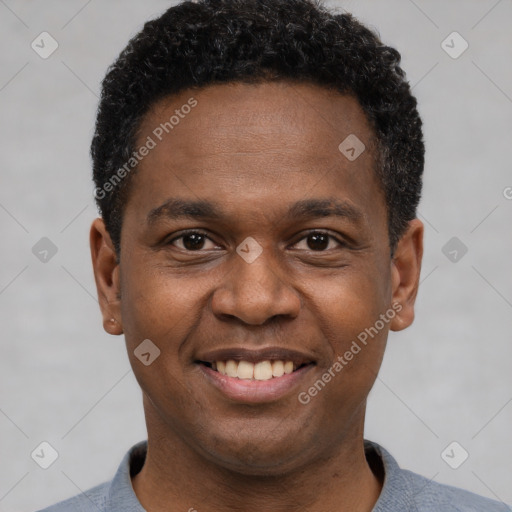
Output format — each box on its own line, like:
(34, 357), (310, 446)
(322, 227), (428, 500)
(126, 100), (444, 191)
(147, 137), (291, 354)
(199, 364), (314, 404)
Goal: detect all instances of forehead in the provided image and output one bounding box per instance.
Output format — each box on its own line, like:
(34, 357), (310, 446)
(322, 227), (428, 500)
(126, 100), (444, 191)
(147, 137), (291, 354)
(129, 81), (384, 223)
(142, 81), (375, 159)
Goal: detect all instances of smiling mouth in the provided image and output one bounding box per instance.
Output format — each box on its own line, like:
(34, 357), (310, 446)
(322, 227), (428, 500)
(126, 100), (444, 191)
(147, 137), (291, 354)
(199, 359), (312, 381)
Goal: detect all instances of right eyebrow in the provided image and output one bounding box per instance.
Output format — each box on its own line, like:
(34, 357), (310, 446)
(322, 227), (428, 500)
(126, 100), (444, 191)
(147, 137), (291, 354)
(147, 198), (224, 225)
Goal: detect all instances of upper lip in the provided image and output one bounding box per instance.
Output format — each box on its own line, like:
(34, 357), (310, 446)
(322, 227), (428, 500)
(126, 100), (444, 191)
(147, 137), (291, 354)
(196, 346), (316, 366)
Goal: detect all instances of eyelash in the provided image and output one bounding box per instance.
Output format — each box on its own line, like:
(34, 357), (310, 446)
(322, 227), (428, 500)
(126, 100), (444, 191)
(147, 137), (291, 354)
(167, 229), (346, 251)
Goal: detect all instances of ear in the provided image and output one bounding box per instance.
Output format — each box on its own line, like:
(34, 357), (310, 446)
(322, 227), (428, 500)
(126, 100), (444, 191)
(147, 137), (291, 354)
(389, 218), (424, 332)
(90, 218), (123, 335)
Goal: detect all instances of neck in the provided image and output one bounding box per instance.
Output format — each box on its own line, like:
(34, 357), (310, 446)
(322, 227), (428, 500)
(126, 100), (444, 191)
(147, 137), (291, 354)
(132, 401), (383, 512)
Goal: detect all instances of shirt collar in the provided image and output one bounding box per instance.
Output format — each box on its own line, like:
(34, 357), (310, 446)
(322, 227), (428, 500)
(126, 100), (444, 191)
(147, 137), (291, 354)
(106, 440), (147, 511)
(365, 440), (418, 511)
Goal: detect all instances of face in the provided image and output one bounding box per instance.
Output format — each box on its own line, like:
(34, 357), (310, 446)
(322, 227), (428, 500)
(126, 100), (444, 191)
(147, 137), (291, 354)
(91, 81), (422, 475)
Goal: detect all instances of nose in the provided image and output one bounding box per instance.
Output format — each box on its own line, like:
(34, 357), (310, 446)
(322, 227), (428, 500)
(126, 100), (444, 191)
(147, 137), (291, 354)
(211, 247), (301, 326)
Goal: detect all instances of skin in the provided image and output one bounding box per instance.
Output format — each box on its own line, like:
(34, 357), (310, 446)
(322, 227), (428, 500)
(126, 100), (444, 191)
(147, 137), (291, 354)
(91, 81), (423, 512)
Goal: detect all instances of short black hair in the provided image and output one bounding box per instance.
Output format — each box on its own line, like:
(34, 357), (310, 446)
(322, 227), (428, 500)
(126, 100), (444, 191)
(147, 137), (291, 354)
(91, 0), (424, 257)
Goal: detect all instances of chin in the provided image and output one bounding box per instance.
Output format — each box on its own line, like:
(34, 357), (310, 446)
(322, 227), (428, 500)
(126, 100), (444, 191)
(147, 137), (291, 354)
(194, 423), (317, 476)
(206, 448), (305, 477)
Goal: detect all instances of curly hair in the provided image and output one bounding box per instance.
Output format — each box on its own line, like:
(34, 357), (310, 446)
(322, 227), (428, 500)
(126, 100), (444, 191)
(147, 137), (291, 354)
(91, 0), (424, 257)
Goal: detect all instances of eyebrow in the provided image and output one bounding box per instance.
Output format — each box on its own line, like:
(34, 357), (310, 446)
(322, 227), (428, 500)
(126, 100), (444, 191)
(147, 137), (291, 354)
(146, 197), (363, 225)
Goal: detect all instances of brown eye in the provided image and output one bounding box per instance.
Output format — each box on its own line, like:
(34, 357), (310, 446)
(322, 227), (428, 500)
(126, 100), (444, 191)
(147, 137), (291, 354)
(294, 231), (343, 252)
(169, 231), (218, 251)
(307, 232), (329, 251)
(181, 233), (206, 250)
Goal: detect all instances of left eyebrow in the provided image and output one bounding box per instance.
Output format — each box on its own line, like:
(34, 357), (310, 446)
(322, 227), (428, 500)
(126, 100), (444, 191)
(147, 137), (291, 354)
(146, 197), (364, 225)
(285, 198), (363, 224)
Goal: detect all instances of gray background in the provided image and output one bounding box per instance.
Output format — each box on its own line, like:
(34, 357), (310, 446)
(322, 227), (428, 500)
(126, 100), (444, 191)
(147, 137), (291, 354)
(0, 0), (511, 510)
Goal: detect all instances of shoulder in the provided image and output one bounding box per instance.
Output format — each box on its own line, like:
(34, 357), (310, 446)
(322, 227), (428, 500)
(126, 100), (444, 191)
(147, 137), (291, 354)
(401, 468), (511, 512)
(34, 481), (109, 512)
(34, 440), (148, 512)
(366, 441), (511, 512)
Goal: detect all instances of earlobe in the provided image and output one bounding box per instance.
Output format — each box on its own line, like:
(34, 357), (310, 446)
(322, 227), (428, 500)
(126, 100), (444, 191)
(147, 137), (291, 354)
(102, 316), (123, 335)
(90, 218), (123, 335)
(389, 219), (423, 332)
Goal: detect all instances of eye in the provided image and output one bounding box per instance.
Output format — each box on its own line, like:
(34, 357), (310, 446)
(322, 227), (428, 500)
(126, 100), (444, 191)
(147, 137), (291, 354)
(168, 230), (220, 251)
(293, 231), (344, 251)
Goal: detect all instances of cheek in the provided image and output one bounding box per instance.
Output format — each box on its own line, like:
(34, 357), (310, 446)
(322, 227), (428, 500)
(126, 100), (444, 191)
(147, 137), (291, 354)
(310, 266), (390, 385)
(118, 259), (209, 350)
(118, 262), (205, 414)
(315, 264), (390, 338)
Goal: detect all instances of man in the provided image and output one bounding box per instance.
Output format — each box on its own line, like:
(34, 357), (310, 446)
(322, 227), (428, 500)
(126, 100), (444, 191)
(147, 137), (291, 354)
(38, 0), (510, 510)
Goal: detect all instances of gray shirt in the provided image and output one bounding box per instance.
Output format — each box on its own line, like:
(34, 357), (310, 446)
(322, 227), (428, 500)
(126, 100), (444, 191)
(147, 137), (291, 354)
(37, 440), (511, 511)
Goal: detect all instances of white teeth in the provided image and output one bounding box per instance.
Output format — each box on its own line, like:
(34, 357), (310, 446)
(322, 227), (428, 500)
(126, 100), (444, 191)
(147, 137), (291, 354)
(213, 359), (298, 380)
(272, 360), (284, 377)
(217, 360), (226, 375)
(237, 360), (254, 379)
(254, 361), (273, 380)
(225, 359), (238, 378)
